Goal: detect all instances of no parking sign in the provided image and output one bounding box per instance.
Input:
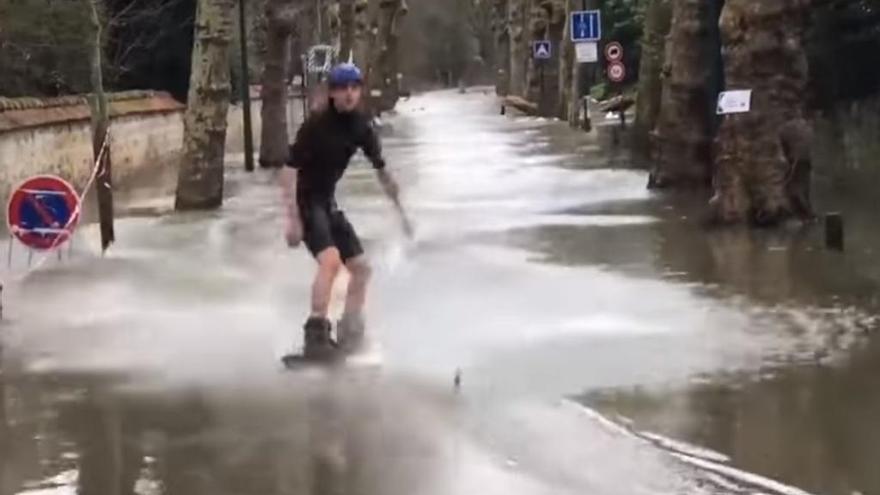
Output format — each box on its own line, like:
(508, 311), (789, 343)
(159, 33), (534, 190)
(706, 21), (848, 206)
(7, 175), (81, 250)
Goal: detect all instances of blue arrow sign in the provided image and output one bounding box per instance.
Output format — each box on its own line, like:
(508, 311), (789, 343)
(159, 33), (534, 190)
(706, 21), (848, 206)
(571, 10), (601, 42)
(532, 41), (552, 60)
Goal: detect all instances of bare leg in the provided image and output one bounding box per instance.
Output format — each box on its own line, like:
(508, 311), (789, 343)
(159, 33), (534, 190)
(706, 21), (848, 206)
(343, 255), (372, 317)
(312, 248), (343, 318)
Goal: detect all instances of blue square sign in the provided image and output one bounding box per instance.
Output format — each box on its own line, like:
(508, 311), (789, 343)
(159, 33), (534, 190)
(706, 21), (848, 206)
(571, 10), (601, 42)
(532, 41), (552, 60)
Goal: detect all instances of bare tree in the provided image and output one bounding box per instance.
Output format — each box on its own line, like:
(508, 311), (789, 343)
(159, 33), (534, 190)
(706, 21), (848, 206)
(507, 0), (527, 97)
(633, 0), (671, 155)
(338, 0), (356, 60)
(85, 0), (115, 251)
(175, 0), (237, 210)
(648, 0), (718, 189)
(711, 0), (812, 225)
(492, 0), (511, 95)
(556, 0), (572, 120)
(370, 0), (408, 111)
(259, 0), (303, 169)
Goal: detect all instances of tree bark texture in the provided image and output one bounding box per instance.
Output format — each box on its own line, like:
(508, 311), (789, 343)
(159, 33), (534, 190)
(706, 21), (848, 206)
(556, 0), (573, 120)
(492, 0), (511, 96)
(371, 0), (407, 112)
(711, 0), (812, 225)
(353, 0), (375, 71)
(648, 0), (717, 189)
(507, 0), (528, 97)
(86, 0), (115, 250)
(633, 0), (672, 155)
(259, 0), (297, 169)
(338, 0), (356, 61)
(524, 0), (564, 115)
(175, 0), (236, 211)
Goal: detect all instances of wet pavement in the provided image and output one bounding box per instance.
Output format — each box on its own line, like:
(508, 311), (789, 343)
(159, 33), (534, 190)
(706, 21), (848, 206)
(1, 89), (879, 495)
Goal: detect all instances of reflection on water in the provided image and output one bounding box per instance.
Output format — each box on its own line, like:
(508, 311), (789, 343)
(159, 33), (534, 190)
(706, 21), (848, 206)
(506, 121), (880, 495)
(0, 372), (451, 495)
(584, 336), (880, 495)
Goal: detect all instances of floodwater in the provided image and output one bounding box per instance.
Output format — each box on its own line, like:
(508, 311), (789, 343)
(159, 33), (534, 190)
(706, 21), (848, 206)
(1, 89), (878, 495)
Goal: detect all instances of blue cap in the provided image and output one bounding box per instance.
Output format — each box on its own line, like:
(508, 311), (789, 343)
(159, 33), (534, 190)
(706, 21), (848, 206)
(328, 63), (364, 88)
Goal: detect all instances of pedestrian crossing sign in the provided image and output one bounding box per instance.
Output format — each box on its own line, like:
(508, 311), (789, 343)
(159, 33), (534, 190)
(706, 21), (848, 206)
(533, 41), (552, 60)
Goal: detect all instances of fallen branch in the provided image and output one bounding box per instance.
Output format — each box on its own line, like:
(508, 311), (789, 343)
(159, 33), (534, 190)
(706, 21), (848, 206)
(502, 95), (538, 115)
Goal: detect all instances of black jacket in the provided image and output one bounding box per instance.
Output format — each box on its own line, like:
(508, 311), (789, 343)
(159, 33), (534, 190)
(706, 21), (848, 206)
(285, 105), (386, 201)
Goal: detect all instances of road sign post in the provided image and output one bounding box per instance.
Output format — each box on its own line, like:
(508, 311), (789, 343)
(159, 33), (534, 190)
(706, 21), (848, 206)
(571, 5), (601, 131)
(570, 10), (602, 42)
(532, 41), (552, 60)
(605, 42), (623, 62)
(608, 61), (626, 83)
(7, 175), (81, 251)
(532, 41), (553, 116)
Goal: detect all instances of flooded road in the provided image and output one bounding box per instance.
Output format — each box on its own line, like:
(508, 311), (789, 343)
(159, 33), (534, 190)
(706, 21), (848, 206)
(1, 89), (878, 495)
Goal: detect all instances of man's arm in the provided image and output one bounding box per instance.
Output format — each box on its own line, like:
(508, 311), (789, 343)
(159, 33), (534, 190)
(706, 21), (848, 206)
(279, 166), (302, 247)
(281, 123), (312, 247)
(360, 121), (413, 236)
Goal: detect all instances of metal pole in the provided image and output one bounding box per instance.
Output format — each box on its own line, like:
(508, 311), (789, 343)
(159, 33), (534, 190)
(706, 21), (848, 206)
(238, 0), (256, 172)
(302, 55), (309, 118)
(580, 0), (592, 131)
(539, 60), (545, 116)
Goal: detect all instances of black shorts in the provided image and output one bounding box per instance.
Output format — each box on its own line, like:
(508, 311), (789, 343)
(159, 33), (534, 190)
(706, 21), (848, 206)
(298, 197), (364, 262)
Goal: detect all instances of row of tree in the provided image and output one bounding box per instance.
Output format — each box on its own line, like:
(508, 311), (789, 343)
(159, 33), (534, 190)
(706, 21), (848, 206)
(487, 0), (879, 227)
(486, 0), (643, 122)
(1, 0), (411, 247)
(176, 0), (410, 208)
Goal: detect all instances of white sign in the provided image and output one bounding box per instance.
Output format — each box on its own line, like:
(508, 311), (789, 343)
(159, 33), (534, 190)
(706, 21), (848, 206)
(575, 42), (598, 63)
(716, 90), (752, 115)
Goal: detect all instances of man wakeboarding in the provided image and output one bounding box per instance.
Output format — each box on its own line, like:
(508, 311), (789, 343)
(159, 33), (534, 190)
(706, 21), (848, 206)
(279, 62), (411, 362)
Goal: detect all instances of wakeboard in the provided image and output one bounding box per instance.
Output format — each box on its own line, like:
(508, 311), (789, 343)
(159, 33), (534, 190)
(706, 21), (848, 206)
(281, 343), (383, 371)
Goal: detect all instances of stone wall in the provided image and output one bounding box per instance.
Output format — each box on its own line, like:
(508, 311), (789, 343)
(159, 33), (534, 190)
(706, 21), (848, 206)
(0, 90), (305, 207)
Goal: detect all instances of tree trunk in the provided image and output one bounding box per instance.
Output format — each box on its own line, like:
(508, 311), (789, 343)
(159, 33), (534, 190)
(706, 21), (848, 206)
(633, 0), (672, 155)
(525, 0), (546, 105)
(711, 0), (812, 225)
(86, 0), (115, 251)
(544, 1), (564, 115)
(648, 0), (719, 189)
(507, 0), (528, 97)
(556, 0), (572, 119)
(353, 0), (375, 71)
(524, 0), (564, 115)
(492, 0), (511, 96)
(175, 0), (236, 211)
(259, 0), (297, 169)
(338, 0), (355, 60)
(372, 0), (407, 112)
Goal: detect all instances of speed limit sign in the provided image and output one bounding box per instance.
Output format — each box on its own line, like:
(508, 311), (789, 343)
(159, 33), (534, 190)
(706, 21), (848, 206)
(605, 42), (623, 62)
(608, 61), (626, 82)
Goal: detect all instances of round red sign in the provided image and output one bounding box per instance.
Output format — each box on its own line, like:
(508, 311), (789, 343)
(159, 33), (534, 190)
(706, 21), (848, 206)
(608, 61), (626, 83)
(7, 175), (81, 250)
(605, 42), (624, 62)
